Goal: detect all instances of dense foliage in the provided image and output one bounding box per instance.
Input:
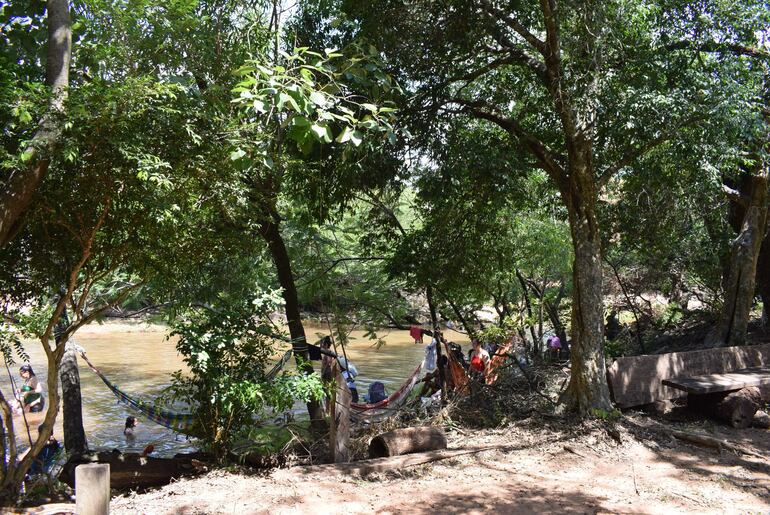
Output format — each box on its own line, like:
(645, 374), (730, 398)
(0, 0), (768, 502)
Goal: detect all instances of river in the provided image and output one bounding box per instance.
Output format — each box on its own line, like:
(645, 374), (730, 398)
(1, 321), (468, 456)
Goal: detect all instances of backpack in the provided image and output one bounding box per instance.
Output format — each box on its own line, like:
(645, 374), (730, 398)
(368, 381), (388, 404)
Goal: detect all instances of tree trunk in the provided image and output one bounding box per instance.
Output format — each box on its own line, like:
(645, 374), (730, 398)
(56, 308), (88, 456)
(426, 286), (447, 405)
(515, 269), (539, 353)
(709, 164), (769, 347)
(559, 164), (613, 414)
(259, 217), (325, 427)
(0, 0), (71, 247)
(60, 343), (88, 455)
(544, 280), (568, 351)
(439, 290), (477, 340)
(758, 233), (770, 326)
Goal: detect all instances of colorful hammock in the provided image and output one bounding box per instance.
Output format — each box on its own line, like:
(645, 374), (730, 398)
(349, 360), (425, 422)
(79, 349), (294, 435)
(485, 340), (513, 385)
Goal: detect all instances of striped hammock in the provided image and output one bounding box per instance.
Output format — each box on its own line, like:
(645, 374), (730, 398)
(350, 360), (425, 422)
(79, 349), (294, 435)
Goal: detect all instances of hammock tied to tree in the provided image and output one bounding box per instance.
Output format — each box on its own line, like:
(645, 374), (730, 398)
(78, 349), (294, 436)
(349, 359), (426, 423)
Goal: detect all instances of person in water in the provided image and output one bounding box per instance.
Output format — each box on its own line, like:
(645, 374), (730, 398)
(17, 365), (44, 413)
(468, 339), (490, 380)
(124, 416), (139, 437)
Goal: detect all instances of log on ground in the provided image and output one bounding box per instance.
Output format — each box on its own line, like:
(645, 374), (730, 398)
(60, 451), (208, 490)
(368, 426), (447, 458)
(297, 443), (509, 476)
(687, 387), (762, 428)
(714, 387), (761, 428)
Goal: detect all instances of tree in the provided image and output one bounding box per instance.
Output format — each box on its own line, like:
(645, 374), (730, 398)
(0, 0), (71, 247)
(342, 0), (746, 412)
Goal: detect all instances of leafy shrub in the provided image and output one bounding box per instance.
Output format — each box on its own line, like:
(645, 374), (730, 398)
(166, 290), (324, 459)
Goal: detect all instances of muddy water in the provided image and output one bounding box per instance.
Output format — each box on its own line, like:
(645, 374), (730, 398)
(1, 322), (468, 456)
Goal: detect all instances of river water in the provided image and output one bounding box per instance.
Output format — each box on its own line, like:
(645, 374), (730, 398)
(1, 321), (468, 456)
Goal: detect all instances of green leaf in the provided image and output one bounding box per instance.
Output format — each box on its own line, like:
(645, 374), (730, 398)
(230, 149), (246, 161)
(336, 126), (354, 144)
(350, 130), (363, 147)
(310, 123), (333, 143)
(361, 103), (378, 113)
(310, 91), (326, 106)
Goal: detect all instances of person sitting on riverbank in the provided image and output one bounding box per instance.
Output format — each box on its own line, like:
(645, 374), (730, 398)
(418, 355), (450, 397)
(124, 416), (139, 438)
(469, 339), (490, 381)
(17, 364), (44, 413)
(21, 426), (62, 477)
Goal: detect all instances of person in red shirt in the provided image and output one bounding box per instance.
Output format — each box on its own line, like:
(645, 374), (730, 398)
(468, 339), (490, 380)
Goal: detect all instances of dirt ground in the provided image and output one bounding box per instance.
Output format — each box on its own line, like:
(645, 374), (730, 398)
(95, 413), (769, 515)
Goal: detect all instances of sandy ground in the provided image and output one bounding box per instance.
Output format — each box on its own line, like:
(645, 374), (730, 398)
(96, 414), (770, 515)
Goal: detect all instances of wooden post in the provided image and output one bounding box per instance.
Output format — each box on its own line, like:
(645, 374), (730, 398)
(330, 364), (350, 463)
(76, 463), (110, 515)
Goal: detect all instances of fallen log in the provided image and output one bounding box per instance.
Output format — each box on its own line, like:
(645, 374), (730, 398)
(670, 430), (765, 459)
(368, 426), (447, 458)
(713, 387), (761, 429)
(60, 450), (208, 490)
(296, 443), (511, 476)
(688, 387), (762, 428)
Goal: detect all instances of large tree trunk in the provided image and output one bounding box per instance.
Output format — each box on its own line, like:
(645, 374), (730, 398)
(259, 216), (325, 427)
(709, 164), (769, 347)
(0, 0), (71, 247)
(559, 163), (613, 414)
(60, 343), (88, 456)
(56, 309), (88, 456)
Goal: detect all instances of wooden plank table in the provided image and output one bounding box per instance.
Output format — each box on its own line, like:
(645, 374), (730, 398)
(662, 366), (770, 395)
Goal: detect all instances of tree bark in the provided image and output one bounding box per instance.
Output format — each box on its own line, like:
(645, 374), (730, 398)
(259, 216), (325, 427)
(515, 269), (539, 352)
(426, 286), (447, 405)
(709, 164), (769, 347)
(0, 0), (71, 247)
(559, 162), (613, 413)
(55, 307), (88, 456)
(60, 343), (88, 455)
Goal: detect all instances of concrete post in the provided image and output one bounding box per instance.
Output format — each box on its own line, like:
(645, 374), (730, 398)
(76, 463), (110, 515)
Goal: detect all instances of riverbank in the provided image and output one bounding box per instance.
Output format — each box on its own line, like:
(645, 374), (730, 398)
(102, 414), (769, 514)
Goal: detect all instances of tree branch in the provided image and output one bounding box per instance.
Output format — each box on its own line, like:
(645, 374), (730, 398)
(447, 98), (566, 181)
(480, 0), (546, 55)
(597, 115), (705, 188)
(722, 184), (750, 207)
(664, 41), (770, 59)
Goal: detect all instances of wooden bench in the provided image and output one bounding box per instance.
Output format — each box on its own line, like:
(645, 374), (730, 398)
(662, 366), (770, 395)
(661, 366), (770, 428)
(607, 343), (770, 409)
